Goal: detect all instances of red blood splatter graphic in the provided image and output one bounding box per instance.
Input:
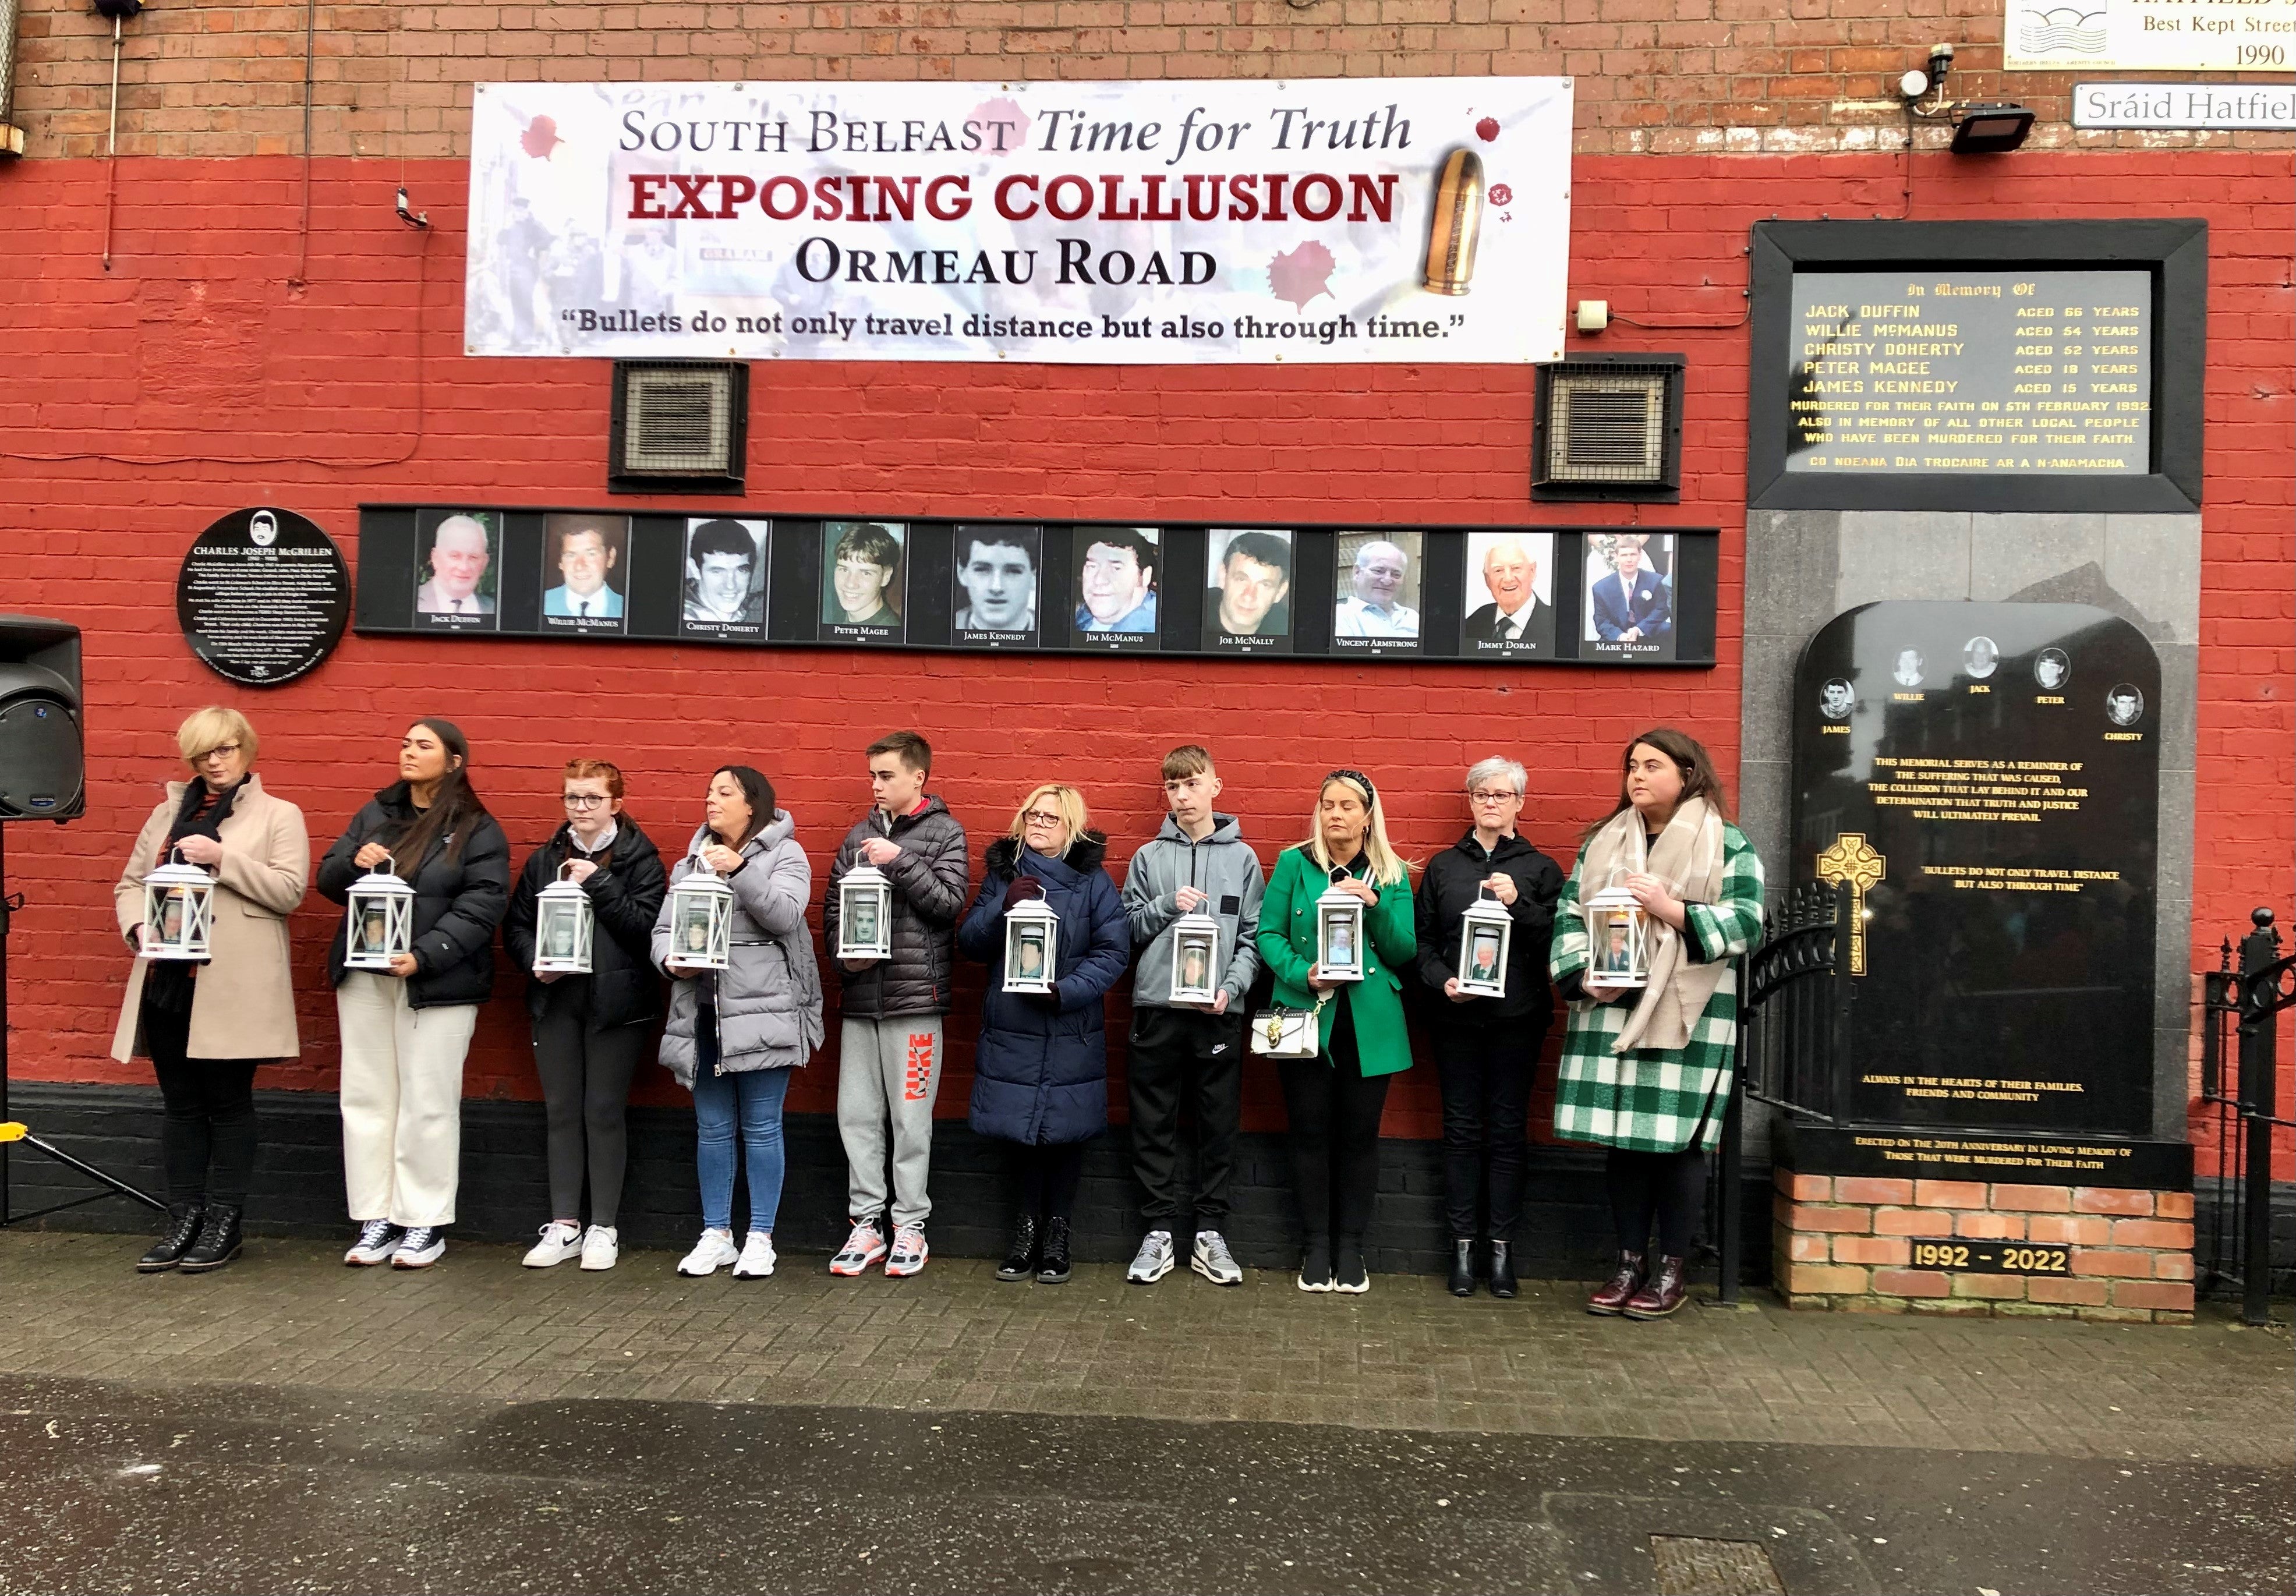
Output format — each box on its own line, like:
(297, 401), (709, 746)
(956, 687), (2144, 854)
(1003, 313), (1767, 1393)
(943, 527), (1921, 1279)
(521, 115), (564, 160)
(1489, 183), (1513, 206)
(1476, 116), (1501, 141)
(1267, 242), (1336, 309)
(970, 96), (1030, 157)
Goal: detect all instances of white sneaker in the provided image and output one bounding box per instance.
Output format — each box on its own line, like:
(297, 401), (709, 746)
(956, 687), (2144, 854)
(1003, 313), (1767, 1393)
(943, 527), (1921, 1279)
(677, 1229), (739, 1277)
(1191, 1230), (1244, 1286)
(391, 1226), (446, 1269)
(829, 1218), (888, 1276)
(885, 1225), (929, 1278)
(732, 1230), (777, 1279)
(522, 1222), (583, 1269)
(1127, 1229), (1176, 1284)
(578, 1225), (620, 1272)
(344, 1219), (402, 1267)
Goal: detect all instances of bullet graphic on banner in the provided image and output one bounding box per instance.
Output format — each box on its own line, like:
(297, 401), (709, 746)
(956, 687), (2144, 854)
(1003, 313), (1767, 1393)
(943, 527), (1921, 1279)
(1422, 147), (1485, 296)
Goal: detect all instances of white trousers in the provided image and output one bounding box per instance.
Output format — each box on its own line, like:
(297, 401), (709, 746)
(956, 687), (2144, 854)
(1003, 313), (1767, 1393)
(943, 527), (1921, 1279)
(336, 971), (477, 1227)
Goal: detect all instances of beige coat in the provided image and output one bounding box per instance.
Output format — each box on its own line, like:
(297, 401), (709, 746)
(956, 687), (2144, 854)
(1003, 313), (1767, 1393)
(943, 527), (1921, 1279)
(112, 774), (310, 1063)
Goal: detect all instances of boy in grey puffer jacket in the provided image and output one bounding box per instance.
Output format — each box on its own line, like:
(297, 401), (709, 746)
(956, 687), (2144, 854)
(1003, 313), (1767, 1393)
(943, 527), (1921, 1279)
(820, 732), (970, 1278)
(1119, 745), (1264, 1287)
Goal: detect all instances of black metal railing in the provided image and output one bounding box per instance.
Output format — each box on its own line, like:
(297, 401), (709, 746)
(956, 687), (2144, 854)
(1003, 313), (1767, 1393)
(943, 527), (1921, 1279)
(1709, 880), (1852, 1303)
(2202, 908), (2296, 1325)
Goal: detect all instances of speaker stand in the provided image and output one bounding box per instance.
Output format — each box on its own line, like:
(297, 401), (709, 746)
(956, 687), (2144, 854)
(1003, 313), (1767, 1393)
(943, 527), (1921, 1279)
(0, 826), (167, 1228)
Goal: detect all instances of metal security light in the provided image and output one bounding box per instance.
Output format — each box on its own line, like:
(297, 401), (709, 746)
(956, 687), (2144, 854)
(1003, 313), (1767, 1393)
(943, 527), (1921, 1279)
(1949, 104), (2036, 154)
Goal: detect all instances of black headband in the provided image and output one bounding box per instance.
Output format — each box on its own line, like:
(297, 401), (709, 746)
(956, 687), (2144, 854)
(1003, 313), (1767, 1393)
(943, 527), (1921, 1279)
(1327, 768), (1377, 806)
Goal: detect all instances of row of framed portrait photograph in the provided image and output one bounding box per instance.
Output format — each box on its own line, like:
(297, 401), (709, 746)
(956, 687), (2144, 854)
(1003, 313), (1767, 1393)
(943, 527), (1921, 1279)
(352, 507), (1718, 666)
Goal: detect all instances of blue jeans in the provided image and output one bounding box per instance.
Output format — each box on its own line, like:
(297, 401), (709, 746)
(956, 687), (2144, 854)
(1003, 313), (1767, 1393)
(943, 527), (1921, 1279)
(691, 1066), (793, 1235)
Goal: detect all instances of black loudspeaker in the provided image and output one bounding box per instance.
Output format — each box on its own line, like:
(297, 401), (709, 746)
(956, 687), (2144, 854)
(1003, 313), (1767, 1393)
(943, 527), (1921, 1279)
(0, 616), (86, 822)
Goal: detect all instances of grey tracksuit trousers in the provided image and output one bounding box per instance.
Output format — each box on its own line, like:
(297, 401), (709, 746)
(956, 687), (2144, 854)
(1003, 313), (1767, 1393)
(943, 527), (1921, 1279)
(837, 1014), (945, 1229)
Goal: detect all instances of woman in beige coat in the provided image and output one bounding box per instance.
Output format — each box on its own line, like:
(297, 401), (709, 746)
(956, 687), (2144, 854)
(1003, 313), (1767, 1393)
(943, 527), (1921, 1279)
(112, 707), (308, 1274)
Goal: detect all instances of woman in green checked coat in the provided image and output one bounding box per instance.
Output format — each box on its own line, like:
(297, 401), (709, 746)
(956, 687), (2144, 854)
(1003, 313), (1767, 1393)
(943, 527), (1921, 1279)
(1549, 729), (1764, 1321)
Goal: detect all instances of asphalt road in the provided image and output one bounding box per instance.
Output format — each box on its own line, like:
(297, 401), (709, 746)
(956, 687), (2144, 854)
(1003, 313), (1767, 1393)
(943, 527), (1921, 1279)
(4, 1373), (2288, 1595)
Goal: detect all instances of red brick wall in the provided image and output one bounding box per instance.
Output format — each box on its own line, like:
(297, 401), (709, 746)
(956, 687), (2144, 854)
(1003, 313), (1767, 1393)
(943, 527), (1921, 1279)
(1, 149), (2290, 1165)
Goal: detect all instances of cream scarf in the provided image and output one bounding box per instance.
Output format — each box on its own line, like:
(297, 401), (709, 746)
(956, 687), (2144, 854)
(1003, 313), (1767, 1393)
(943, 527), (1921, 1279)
(1577, 795), (1729, 1054)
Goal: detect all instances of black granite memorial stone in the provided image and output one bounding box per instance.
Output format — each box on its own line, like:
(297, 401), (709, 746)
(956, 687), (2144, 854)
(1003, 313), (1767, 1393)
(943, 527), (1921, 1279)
(177, 508), (352, 686)
(1792, 600), (2161, 1141)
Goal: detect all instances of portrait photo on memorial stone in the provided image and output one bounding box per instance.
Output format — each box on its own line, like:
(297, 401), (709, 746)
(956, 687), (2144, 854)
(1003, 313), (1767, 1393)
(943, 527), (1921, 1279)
(2035, 647), (2071, 691)
(952, 524), (1041, 642)
(1892, 647), (1925, 688)
(1964, 635), (1999, 679)
(1205, 528), (1294, 653)
(1462, 531), (1557, 654)
(413, 510), (500, 628)
(681, 518), (769, 634)
(1819, 677), (1855, 720)
(822, 521), (906, 639)
(541, 514), (628, 631)
(1332, 531), (1423, 647)
(1583, 532), (1674, 659)
(1070, 526), (1160, 646)
(2107, 684), (2145, 727)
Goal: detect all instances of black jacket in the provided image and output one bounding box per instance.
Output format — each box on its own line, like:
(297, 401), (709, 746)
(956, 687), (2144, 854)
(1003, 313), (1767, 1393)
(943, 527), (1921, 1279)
(820, 796), (971, 1019)
(503, 819), (669, 1028)
(1413, 829), (1566, 1027)
(317, 784), (512, 1008)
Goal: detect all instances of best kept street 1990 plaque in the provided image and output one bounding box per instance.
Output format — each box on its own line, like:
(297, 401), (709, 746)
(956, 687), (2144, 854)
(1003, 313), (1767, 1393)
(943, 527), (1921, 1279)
(1786, 268), (2154, 476)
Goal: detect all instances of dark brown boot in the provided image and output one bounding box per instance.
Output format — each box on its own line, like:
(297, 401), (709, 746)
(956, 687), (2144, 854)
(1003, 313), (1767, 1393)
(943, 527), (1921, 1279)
(1624, 1255), (1689, 1319)
(1586, 1251), (1644, 1315)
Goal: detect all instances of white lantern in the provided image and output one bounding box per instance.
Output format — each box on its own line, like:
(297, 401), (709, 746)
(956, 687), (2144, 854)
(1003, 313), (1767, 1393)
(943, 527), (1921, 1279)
(1584, 882), (1651, 988)
(1314, 879), (1365, 983)
(345, 857), (418, 971)
(1455, 890), (1513, 999)
(1168, 911), (1221, 1005)
(837, 864), (894, 962)
(1003, 897), (1060, 994)
(533, 863), (595, 976)
(140, 850), (215, 962)
(667, 861), (735, 972)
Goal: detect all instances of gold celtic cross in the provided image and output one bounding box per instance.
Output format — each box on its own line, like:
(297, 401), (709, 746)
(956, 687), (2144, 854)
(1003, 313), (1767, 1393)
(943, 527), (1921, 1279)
(1814, 832), (1886, 974)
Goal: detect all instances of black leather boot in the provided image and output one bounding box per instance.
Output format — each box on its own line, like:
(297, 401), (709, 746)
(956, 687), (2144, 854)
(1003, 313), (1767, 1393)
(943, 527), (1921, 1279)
(1035, 1216), (1073, 1284)
(996, 1214), (1041, 1282)
(137, 1202), (204, 1273)
(178, 1204), (244, 1273)
(1488, 1240), (1518, 1300)
(1448, 1238), (1477, 1297)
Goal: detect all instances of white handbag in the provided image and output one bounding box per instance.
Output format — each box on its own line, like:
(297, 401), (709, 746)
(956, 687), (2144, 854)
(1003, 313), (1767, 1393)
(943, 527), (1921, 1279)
(1248, 994), (1328, 1058)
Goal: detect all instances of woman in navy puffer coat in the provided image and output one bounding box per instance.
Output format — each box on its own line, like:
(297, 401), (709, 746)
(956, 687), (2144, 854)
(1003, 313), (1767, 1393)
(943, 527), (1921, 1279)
(957, 782), (1130, 1286)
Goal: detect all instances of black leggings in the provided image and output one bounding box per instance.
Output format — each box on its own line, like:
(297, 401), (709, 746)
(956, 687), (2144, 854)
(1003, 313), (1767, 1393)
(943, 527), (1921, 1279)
(1010, 1142), (1087, 1225)
(531, 982), (646, 1227)
(142, 1000), (259, 1208)
(1606, 1146), (1708, 1259)
(1278, 1010), (1392, 1246)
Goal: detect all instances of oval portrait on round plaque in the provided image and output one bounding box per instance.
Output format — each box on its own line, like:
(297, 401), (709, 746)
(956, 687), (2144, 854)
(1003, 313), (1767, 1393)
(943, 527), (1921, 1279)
(176, 508), (352, 686)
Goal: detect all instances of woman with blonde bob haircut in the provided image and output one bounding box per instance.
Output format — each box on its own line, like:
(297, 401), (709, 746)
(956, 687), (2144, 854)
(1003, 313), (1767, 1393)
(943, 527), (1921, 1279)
(957, 782), (1131, 1284)
(111, 707), (310, 1275)
(1256, 770), (1417, 1293)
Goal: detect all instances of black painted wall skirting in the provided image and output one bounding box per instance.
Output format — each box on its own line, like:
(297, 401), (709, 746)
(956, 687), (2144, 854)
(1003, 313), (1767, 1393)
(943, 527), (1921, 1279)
(1, 1082), (1780, 1281)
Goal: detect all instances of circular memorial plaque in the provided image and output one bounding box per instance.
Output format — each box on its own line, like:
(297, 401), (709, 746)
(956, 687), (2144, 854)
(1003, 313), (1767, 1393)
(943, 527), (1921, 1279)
(176, 508), (352, 686)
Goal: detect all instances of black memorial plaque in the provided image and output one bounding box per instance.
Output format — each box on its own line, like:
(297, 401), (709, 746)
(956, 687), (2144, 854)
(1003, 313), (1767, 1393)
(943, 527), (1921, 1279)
(1793, 600), (2160, 1141)
(1787, 268), (2153, 477)
(178, 508), (352, 686)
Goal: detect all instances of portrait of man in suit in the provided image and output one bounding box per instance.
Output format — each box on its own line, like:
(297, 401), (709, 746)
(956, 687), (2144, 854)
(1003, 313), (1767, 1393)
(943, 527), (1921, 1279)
(1586, 533), (1674, 647)
(1463, 533), (1556, 654)
(542, 515), (627, 625)
(415, 512), (498, 624)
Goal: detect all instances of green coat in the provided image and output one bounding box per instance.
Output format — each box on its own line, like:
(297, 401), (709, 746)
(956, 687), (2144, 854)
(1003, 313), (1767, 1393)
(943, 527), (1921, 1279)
(1255, 845), (1418, 1077)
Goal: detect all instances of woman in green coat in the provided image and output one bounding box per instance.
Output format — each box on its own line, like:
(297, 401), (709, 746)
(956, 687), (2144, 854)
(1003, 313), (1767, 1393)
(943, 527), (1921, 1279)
(1256, 769), (1417, 1294)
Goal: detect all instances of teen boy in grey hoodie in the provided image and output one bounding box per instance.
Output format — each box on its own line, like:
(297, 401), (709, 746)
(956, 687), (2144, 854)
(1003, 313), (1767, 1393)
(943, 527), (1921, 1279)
(1120, 745), (1265, 1286)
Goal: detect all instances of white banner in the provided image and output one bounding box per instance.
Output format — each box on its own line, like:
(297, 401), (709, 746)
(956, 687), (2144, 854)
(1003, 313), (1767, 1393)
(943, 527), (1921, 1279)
(2006, 0), (2296, 71)
(465, 77), (1573, 364)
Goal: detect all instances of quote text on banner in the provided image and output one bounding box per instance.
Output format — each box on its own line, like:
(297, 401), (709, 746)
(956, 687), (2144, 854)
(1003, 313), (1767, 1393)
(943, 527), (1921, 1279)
(465, 78), (1573, 365)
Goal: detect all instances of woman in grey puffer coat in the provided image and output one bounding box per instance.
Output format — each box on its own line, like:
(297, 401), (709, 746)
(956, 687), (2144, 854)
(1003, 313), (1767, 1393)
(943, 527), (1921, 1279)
(650, 766), (823, 1280)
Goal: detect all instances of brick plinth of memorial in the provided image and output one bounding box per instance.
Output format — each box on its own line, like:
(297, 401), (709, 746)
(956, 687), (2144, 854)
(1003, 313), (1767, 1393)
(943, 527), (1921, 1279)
(1771, 1172), (2196, 1323)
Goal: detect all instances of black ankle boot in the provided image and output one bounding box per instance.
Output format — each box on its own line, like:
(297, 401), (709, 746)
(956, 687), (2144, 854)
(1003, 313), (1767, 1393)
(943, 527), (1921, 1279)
(1488, 1240), (1518, 1300)
(138, 1202), (204, 1273)
(179, 1204), (244, 1273)
(996, 1214), (1041, 1282)
(1448, 1238), (1477, 1297)
(1035, 1216), (1073, 1284)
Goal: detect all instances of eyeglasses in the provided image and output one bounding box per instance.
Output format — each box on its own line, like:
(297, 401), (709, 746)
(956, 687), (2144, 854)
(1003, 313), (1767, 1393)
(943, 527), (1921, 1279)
(563, 793), (611, 809)
(194, 743), (242, 762)
(1021, 810), (1064, 826)
(1468, 789), (1520, 804)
